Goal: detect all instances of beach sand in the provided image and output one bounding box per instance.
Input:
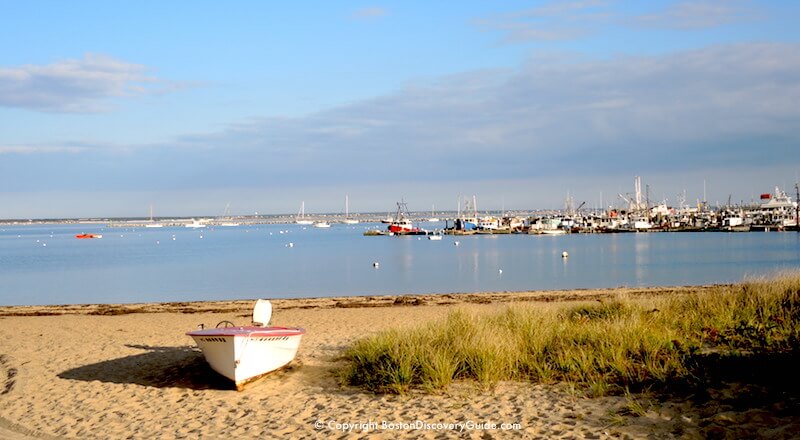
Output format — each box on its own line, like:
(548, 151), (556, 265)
(0, 286), (798, 439)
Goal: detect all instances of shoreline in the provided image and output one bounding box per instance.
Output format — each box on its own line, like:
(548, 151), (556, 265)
(0, 284), (725, 316)
(1, 284), (796, 439)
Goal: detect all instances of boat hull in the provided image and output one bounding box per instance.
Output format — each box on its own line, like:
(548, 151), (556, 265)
(187, 326), (304, 390)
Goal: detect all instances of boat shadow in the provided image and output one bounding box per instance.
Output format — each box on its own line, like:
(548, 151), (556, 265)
(58, 344), (235, 390)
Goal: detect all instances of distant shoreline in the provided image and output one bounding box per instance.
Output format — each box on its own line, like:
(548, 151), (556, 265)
(0, 284), (723, 316)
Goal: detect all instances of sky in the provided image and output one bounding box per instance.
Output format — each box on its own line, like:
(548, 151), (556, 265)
(1, 0), (799, 218)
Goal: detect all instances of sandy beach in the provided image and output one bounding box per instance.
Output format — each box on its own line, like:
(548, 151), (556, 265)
(1, 286), (798, 439)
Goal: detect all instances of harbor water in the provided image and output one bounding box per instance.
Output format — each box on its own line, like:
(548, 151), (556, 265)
(1, 222), (799, 306)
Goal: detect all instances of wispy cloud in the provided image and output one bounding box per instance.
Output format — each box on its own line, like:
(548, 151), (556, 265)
(0, 53), (184, 113)
(0, 145), (87, 154)
(351, 7), (387, 20)
(474, 0), (611, 43)
(632, 0), (752, 30)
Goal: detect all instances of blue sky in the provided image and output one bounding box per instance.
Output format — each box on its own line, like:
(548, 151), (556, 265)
(1, 0), (799, 218)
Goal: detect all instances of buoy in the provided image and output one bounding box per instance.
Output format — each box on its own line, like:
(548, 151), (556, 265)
(562, 251), (569, 258)
(199, 235), (203, 239)
(498, 269), (503, 274)
(288, 242), (294, 248)
(454, 241), (460, 246)
(373, 262), (380, 268)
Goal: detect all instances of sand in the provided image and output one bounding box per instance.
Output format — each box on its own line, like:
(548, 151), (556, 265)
(0, 287), (798, 439)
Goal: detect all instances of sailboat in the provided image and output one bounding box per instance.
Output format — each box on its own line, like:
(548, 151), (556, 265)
(218, 203), (240, 227)
(296, 201), (314, 225)
(342, 195), (359, 224)
(145, 205), (164, 228)
(427, 204), (439, 222)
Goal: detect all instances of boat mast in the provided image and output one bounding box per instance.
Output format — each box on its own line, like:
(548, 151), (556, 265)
(796, 182), (799, 233)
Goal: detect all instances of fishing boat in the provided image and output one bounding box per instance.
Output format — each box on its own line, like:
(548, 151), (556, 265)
(75, 233), (103, 239)
(186, 300), (305, 390)
(388, 201), (420, 233)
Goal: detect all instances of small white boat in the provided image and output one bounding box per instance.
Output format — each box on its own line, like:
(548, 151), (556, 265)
(296, 202), (314, 225)
(187, 300), (305, 390)
(428, 233), (443, 240)
(313, 221), (331, 228)
(185, 219), (207, 228)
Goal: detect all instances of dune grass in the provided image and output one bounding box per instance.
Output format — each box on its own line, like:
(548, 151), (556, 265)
(340, 272), (800, 395)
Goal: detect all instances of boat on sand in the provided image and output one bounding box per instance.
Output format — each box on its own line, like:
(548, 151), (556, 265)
(186, 300), (305, 390)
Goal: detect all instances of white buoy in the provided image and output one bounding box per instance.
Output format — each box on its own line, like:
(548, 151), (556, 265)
(454, 241), (460, 246)
(288, 242), (294, 248)
(498, 269), (503, 274)
(373, 262), (380, 268)
(199, 235), (203, 239)
(562, 251), (569, 258)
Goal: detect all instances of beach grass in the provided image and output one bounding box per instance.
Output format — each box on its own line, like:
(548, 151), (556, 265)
(340, 272), (800, 395)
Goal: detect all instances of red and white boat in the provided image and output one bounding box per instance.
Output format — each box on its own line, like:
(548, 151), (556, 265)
(187, 300), (304, 390)
(75, 233), (103, 239)
(387, 200), (420, 233)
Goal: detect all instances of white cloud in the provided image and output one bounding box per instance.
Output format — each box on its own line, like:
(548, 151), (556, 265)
(632, 0), (752, 30)
(351, 7), (387, 20)
(0, 53), (181, 113)
(474, 0), (611, 43)
(0, 145), (87, 154)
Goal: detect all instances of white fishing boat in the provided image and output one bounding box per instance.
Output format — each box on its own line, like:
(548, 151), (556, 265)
(187, 300), (305, 391)
(296, 202), (314, 225)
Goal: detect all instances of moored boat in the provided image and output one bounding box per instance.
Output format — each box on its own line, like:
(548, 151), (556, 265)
(75, 233), (103, 239)
(387, 200), (420, 233)
(187, 300), (304, 390)
(296, 202), (314, 225)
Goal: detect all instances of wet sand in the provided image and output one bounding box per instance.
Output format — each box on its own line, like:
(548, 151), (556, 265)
(0, 286), (798, 439)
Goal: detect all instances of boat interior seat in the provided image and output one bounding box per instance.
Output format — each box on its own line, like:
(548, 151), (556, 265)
(252, 299), (272, 326)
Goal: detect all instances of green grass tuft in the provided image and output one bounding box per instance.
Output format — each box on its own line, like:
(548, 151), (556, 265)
(340, 272), (800, 395)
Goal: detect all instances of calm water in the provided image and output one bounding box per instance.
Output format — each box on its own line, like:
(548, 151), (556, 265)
(1, 223), (799, 305)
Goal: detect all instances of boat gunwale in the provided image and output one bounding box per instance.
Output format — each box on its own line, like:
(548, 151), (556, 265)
(186, 326), (305, 338)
